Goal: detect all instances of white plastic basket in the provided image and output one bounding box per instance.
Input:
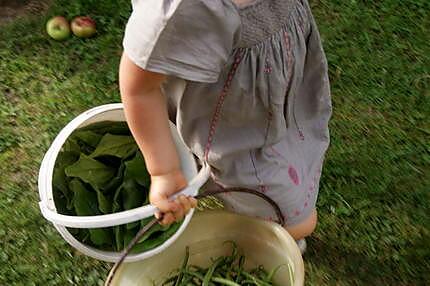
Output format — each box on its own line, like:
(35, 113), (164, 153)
(38, 103), (210, 262)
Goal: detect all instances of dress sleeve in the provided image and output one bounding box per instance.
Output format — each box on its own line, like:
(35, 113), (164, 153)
(123, 0), (241, 83)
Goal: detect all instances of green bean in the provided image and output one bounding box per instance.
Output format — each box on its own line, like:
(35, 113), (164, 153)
(189, 265), (204, 272)
(223, 241), (238, 264)
(190, 277), (201, 285)
(174, 246), (189, 286)
(242, 271), (272, 286)
(235, 255), (245, 283)
(203, 256), (224, 286)
(211, 277), (241, 286)
(161, 275), (177, 286)
(161, 242), (283, 286)
(180, 274), (193, 286)
(267, 264), (284, 282)
(184, 269), (205, 281)
(242, 279), (258, 285)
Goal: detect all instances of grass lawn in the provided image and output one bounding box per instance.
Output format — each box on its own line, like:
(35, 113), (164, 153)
(0, 0), (429, 285)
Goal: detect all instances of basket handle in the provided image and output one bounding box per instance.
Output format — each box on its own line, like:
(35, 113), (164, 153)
(39, 163), (210, 228)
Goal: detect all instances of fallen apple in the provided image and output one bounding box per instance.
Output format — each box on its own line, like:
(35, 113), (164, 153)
(71, 16), (96, 38)
(46, 16), (70, 41)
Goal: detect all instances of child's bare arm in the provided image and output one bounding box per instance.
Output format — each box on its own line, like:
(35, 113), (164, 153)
(119, 52), (196, 225)
(119, 53), (178, 175)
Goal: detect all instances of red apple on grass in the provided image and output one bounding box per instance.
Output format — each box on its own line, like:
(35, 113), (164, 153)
(46, 16), (71, 41)
(71, 16), (96, 38)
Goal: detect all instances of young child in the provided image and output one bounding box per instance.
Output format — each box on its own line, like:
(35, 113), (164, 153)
(119, 0), (331, 252)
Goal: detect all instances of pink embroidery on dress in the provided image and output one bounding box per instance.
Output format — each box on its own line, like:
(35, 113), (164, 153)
(269, 146), (282, 157)
(288, 166), (300, 185)
(298, 130), (305, 140)
(204, 49), (245, 161)
(294, 210), (301, 216)
(264, 60), (272, 73)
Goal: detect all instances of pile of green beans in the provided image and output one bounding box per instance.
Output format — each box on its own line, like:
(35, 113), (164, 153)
(161, 242), (290, 286)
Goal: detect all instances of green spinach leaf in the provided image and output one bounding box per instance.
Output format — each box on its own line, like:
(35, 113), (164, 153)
(90, 134), (137, 159)
(130, 221), (182, 253)
(123, 227), (139, 248)
(53, 151), (79, 210)
(95, 188), (112, 214)
(62, 138), (81, 154)
(114, 225), (125, 251)
(121, 180), (145, 210)
(120, 180), (146, 229)
(71, 130), (103, 148)
(65, 154), (115, 190)
(89, 228), (113, 246)
(69, 179), (112, 246)
(53, 188), (70, 215)
(103, 162), (125, 194)
(80, 121), (131, 136)
(124, 151), (150, 188)
(70, 178), (99, 216)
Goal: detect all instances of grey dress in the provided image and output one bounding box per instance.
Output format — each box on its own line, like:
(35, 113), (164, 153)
(123, 0), (332, 226)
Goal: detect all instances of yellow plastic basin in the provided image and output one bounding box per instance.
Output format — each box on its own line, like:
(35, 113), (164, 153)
(109, 210), (304, 285)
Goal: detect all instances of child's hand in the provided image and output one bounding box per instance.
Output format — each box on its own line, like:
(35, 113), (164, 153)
(149, 170), (198, 225)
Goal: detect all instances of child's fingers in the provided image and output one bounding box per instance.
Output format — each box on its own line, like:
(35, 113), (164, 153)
(152, 196), (179, 214)
(189, 197), (198, 208)
(160, 212), (175, 225)
(178, 195), (192, 213)
(154, 210), (162, 220)
(172, 201), (185, 222)
(158, 196), (197, 225)
(172, 196), (197, 222)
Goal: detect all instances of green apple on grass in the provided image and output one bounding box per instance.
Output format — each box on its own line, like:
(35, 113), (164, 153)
(71, 16), (96, 38)
(46, 16), (71, 41)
